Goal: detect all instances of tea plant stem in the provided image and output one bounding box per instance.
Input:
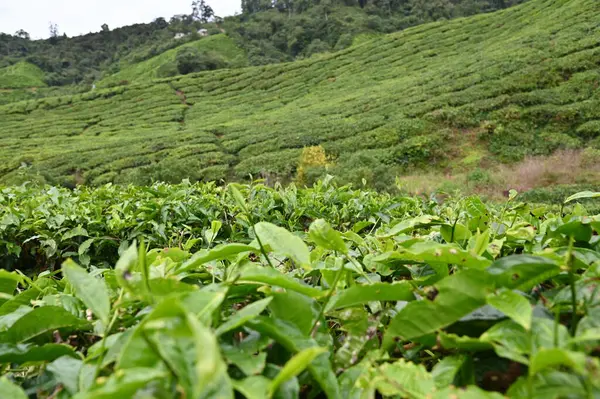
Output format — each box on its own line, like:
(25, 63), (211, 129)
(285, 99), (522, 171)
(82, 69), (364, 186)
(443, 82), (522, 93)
(252, 224), (275, 269)
(566, 236), (578, 335)
(311, 264), (345, 336)
(93, 288), (124, 381)
(345, 255), (373, 284)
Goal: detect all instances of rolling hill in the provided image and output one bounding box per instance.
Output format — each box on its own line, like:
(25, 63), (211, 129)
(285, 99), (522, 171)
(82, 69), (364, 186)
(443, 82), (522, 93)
(97, 34), (248, 87)
(0, 62), (46, 89)
(0, 0), (598, 188)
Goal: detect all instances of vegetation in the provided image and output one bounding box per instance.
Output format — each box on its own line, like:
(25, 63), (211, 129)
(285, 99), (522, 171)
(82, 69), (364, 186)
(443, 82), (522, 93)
(0, 0), (527, 87)
(0, 181), (600, 397)
(97, 34), (247, 87)
(0, 0), (597, 191)
(0, 62), (46, 89)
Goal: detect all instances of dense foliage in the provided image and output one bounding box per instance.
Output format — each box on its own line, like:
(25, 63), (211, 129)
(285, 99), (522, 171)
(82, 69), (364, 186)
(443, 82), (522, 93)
(0, 0), (527, 87)
(0, 181), (599, 397)
(226, 0), (527, 65)
(0, 0), (597, 189)
(0, 20), (177, 86)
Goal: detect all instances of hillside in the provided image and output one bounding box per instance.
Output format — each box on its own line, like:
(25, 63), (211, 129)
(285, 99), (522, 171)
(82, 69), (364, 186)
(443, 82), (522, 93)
(0, 0), (598, 189)
(0, 0), (527, 88)
(0, 62), (46, 89)
(98, 34), (247, 87)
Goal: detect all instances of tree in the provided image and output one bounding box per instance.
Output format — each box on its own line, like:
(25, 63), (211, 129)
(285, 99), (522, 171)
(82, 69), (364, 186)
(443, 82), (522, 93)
(101, 24), (110, 32)
(176, 47), (226, 75)
(49, 22), (59, 38)
(192, 0), (215, 23)
(153, 17), (169, 29)
(48, 22), (60, 45)
(15, 30), (30, 40)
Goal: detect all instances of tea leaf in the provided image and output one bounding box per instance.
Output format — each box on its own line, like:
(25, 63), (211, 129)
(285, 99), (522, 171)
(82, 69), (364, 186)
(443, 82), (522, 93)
(62, 260), (111, 325)
(255, 222), (311, 270)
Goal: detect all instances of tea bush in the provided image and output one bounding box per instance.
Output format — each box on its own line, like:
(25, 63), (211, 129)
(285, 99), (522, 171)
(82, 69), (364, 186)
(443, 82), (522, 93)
(0, 181), (599, 397)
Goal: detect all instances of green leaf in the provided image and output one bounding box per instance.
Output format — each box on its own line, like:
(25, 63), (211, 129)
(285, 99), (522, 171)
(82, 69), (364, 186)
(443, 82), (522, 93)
(269, 347), (327, 397)
(529, 348), (591, 375)
(564, 191), (600, 204)
(254, 222), (311, 270)
(62, 260), (111, 325)
(228, 184), (249, 212)
(377, 215), (444, 238)
(222, 344), (267, 376)
(432, 385), (505, 399)
(309, 219), (348, 254)
(115, 242), (138, 291)
(555, 220), (593, 242)
(0, 343), (77, 364)
(128, 297), (233, 398)
(73, 368), (167, 399)
(265, 364), (301, 399)
(232, 376), (270, 399)
(431, 355), (467, 388)
(63, 226), (89, 240)
(0, 270), (22, 298)
(339, 363), (370, 399)
(440, 223), (471, 243)
(486, 255), (562, 290)
(5, 305), (89, 343)
(374, 241), (491, 270)
(384, 270), (491, 344)
(438, 332), (493, 352)
(268, 289), (318, 336)
(178, 243), (258, 273)
(468, 229), (491, 257)
(216, 297), (273, 336)
(205, 220), (223, 246)
(0, 287), (41, 317)
(326, 282), (414, 311)
(236, 265), (322, 298)
(180, 287), (228, 325)
(78, 238), (95, 256)
(507, 370), (589, 399)
(247, 317), (340, 398)
(0, 306), (32, 330)
(487, 289), (532, 330)
(186, 310), (234, 399)
(47, 356), (83, 394)
(375, 359), (435, 398)
(0, 377), (27, 399)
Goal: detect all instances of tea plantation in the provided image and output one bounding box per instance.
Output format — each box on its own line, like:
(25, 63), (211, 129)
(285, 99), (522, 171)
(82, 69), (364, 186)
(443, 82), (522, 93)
(0, 0), (598, 187)
(1, 181), (600, 398)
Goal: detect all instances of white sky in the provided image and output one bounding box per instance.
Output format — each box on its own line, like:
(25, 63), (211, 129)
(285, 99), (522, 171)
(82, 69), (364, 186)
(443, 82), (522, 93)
(0, 0), (241, 39)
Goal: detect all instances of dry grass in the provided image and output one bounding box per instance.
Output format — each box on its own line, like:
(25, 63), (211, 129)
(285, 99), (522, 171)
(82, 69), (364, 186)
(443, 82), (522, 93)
(491, 149), (600, 193)
(396, 149), (600, 199)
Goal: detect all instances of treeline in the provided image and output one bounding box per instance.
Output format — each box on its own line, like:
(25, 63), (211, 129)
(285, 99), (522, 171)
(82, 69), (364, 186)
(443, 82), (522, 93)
(241, 0), (523, 15)
(0, 0), (527, 86)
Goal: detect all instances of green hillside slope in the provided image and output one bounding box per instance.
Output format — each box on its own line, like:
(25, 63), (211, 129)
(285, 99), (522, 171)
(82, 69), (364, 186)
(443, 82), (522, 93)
(98, 34), (247, 87)
(0, 0), (598, 188)
(0, 62), (47, 89)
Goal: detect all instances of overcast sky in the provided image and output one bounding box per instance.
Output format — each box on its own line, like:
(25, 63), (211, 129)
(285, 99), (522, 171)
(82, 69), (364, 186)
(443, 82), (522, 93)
(0, 0), (241, 39)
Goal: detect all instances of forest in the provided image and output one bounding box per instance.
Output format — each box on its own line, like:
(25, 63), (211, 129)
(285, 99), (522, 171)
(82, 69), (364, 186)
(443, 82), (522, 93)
(0, 0), (527, 86)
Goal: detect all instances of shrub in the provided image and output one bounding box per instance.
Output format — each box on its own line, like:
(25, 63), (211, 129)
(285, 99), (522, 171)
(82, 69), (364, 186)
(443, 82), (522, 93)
(176, 47), (228, 75)
(296, 145), (331, 186)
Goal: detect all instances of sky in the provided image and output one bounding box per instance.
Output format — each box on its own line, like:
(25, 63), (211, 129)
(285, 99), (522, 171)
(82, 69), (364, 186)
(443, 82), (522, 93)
(0, 0), (241, 39)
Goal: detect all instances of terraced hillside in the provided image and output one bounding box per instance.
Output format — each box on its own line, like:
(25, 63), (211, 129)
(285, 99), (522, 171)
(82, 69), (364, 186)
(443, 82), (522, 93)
(0, 0), (598, 187)
(0, 62), (46, 89)
(97, 34), (248, 88)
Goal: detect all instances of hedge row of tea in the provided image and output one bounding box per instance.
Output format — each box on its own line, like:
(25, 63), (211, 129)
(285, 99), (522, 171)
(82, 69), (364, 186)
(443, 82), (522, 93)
(0, 0), (599, 187)
(0, 181), (600, 397)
